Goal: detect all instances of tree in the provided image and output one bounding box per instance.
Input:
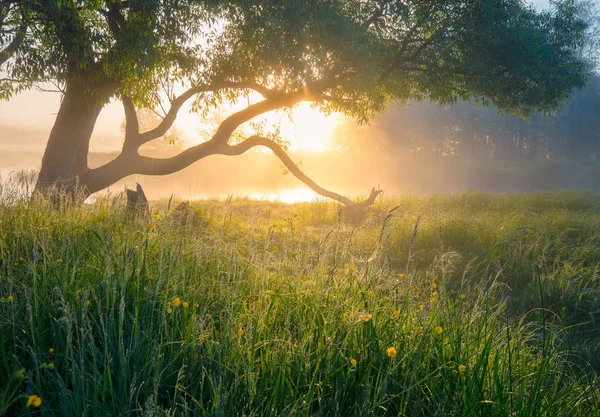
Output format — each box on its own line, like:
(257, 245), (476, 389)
(0, 0), (590, 205)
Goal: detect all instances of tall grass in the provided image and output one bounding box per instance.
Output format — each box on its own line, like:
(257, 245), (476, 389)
(1, 190), (599, 416)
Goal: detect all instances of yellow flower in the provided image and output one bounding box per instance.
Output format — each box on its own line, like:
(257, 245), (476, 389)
(348, 265), (356, 273)
(170, 236), (176, 242)
(26, 394), (42, 408)
(435, 326), (443, 334)
(386, 346), (397, 358)
(153, 209), (160, 215)
(432, 291), (439, 297)
(419, 305), (424, 311)
(432, 283), (437, 289)
(458, 364), (467, 372)
(182, 302), (189, 308)
(198, 334), (205, 341)
(7, 295), (14, 302)
(350, 358), (357, 366)
(237, 246), (243, 254)
(147, 222), (153, 229)
(167, 308), (173, 314)
(397, 273), (405, 278)
(272, 245), (279, 252)
(49, 348), (54, 354)
(430, 297), (436, 305)
(237, 328), (244, 336)
(172, 297), (182, 307)
(362, 314), (372, 322)
(57, 258), (63, 263)
(367, 290), (375, 297)
(393, 308), (400, 318)
(460, 294), (466, 300)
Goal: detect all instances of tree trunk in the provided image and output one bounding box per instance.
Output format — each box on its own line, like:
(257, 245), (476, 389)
(34, 82), (104, 199)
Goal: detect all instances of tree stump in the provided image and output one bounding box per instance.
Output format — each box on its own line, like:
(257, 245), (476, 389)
(126, 183), (150, 221)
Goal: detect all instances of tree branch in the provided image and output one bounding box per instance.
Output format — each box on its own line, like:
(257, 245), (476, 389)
(0, 16), (26, 67)
(122, 95), (139, 150)
(221, 136), (382, 207)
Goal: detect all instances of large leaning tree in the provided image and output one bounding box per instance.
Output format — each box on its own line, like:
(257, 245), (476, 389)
(0, 0), (589, 205)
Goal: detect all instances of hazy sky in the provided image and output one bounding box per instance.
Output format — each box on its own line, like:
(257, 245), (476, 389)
(0, 0), (560, 148)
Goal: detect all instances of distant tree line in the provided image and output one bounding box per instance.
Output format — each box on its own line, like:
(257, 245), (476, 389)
(335, 74), (600, 162)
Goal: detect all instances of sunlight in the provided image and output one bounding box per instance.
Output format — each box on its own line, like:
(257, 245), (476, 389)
(185, 188), (321, 204)
(176, 97), (340, 153)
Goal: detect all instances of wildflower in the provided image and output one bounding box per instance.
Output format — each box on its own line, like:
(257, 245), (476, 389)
(460, 294), (466, 300)
(342, 312), (349, 319)
(26, 394), (42, 407)
(147, 222), (154, 229)
(172, 297), (182, 307)
(170, 236), (176, 242)
(432, 291), (439, 297)
(393, 308), (400, 318)
(237, 328), (244, 336)
(386, 346), (397, 358)
(367, 290), (375, 297)
(432, 283), (437, 289)
(198, 335), (205, 341)
(419, 305), (424, 311)
(430, 297), (436, 305)
(167, 308), (173, 314)
(272, 245), (279, 252)
(8, 295), (14, 302)
(350, 358), (357, 366)
(362, 314), (372, 322)
(48, 348), (54, 354)
(435, 326), (443, 334)
(237, 246), (243, 254)
(153, 209), (160, 215)
(458, 364), (467, 372)
(57, 258), (63, 263)
(348, 266), (356, 273)
(182, 302), (189, 308)
(397, 273), (405, 278)
(118, 223), (123, 228)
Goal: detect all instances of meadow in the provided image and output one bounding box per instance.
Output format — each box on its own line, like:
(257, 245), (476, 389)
(1, 190), (600, 416)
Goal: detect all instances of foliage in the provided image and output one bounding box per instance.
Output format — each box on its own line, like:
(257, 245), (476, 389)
(1, 189), (600, 415)
(0, 1), (590, 117)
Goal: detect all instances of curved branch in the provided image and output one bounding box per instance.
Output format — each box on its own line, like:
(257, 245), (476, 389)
(122, 95), (139, 150)
(222, 136), (381, 207)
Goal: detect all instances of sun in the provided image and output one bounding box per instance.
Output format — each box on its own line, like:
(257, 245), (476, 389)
(278, 102), (340, 152)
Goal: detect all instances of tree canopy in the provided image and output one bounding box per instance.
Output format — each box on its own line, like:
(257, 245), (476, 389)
(0, 0), (591, 202)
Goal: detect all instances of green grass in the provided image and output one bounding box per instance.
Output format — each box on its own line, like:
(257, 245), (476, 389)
(1, 190), (600, 416)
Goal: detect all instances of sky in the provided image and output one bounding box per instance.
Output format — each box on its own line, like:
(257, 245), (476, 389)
(0, 0), (562, 152)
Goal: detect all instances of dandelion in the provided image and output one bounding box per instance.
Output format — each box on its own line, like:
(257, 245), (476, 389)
(367, 290), (375, 297)
(198, 335), (205, 341)
(432, 291), (439, 297)
(430, 297), (436, 305)
(182, 302), (189, 308)
(432, 283), (437, 289)
(172, 297), (182, 307)
(362, 314), (372, 322)
(397, 273), (405, 278)
(386, 346), (397, 358)
(49, 348), (54, 354)
(393, 308), (400, 318)
(8, 295), (14, 302)
(460, 294), (466, 300)
(350, 358), (357, 366)
(435, 326), (443, 334)
(419, 305), (424, 311)
(237, 328), (244, 336)
(348, 265), (356, 273)
(458, 364), (467, 372)
(26, 394), (42, 408)
(237, 246), (243, 254)
(147, 222), (154, 229)
(167, 308), (173, 314)
(57, 258), (63, 263)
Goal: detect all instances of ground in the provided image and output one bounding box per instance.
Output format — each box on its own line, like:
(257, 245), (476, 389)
(1, 191), (600, 416)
